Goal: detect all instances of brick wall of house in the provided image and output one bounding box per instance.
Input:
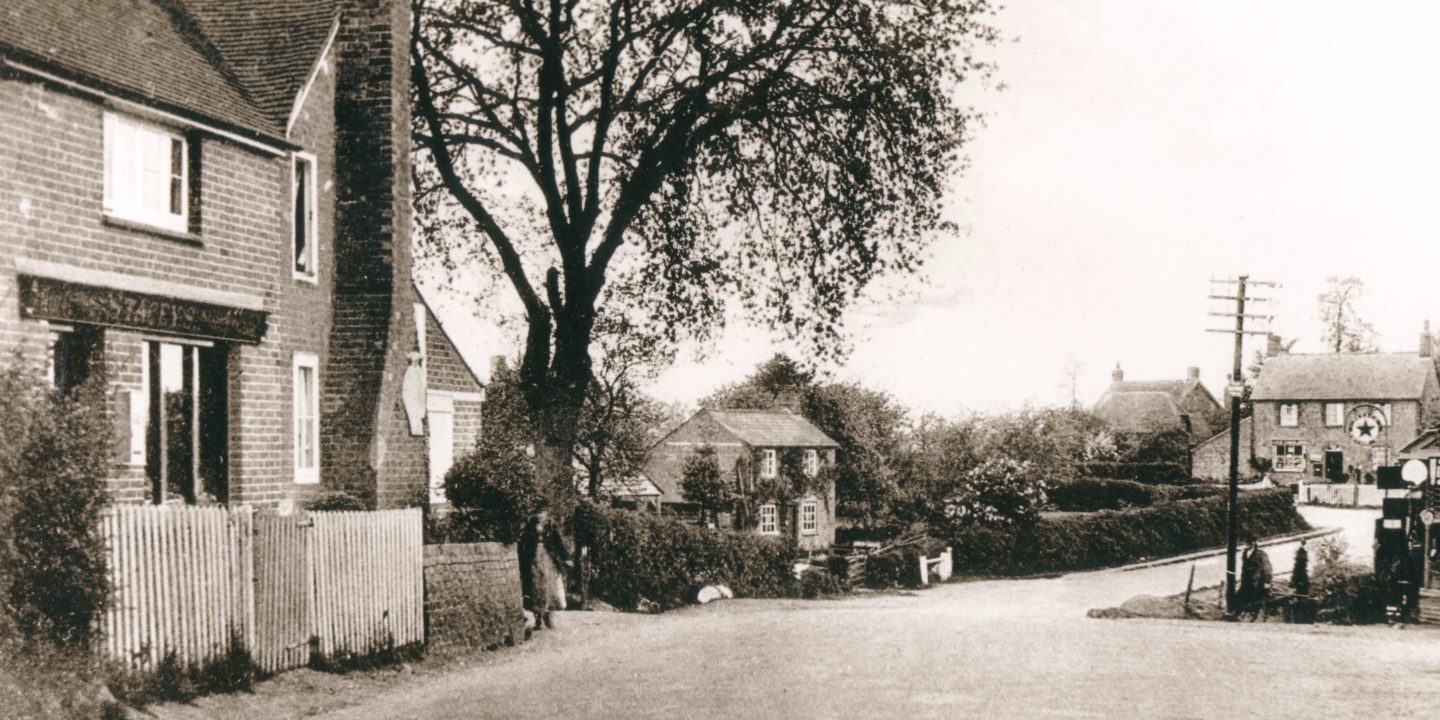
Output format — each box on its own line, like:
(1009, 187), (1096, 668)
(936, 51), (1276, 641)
(1252, 399), (1420, 484)
(1191, 417), (1255, 482)
(423, 543), (525, 654)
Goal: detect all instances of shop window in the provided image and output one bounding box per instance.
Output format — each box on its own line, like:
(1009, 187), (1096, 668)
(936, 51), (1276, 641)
(758, 503), (778, 535)
(146, 341), (228, 504)
(293, 354), (320, 483)
(1274, 443), (1305, 472)
(1278, 403), (1299, 428)
(104, 112), (189, 234)
(801, 501), (818, 535)
(292, 153), (317, 280)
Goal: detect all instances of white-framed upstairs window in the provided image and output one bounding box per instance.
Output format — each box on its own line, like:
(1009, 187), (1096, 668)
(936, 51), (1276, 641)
(757, 503), (778, 535)
(1324, 403), (1345, 427)
(1278, 403), (1299, 428)
(800, 501), (818, 535)
(1273, 442), (1305, 472)
(293, 353), (320, 483)
(292, 152), (318, 281)
(759, 449), (777, 479)
(803, 449), (819, 477)
(103, 111), (189, 234)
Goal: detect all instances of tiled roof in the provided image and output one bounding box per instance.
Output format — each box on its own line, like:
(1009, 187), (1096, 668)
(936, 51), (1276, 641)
(0, 0), (336, 141)
(1398, 429), (1440, 460)
(1106, 379), (1196, 403)
(705, 409), (839, 448)
(1195, 415), (1250, 450)
(1250, 353), (1437, 401)
(181, 0), (337, 127)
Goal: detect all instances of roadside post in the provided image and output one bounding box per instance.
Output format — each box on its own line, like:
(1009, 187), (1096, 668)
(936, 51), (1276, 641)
(1207, 276), (1276, 611)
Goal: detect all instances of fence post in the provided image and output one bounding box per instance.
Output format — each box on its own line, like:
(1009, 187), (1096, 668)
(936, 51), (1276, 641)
(939, 547), (953, 582)
(918, 552), (929, 586)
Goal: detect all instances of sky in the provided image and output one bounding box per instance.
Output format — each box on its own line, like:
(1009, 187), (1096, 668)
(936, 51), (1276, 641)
(423, 1), (1440, 418)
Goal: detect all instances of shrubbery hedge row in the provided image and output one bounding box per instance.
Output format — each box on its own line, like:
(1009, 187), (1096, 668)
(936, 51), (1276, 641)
(574, 503), (795, 610)
(1077, 462), (1190, 484)
(952, 488), (1307, 575)
(1048, 478), (1223, 512)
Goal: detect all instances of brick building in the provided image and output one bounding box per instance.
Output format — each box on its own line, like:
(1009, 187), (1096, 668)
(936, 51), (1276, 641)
(644, 408), (839, 550)
(0, 0), (481, 509)
(1093, 364), (1225, 444)
(1195, 327), (1440, 485)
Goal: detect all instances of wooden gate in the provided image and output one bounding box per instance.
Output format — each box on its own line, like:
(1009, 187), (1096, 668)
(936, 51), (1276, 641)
(252, 511), (312, 673)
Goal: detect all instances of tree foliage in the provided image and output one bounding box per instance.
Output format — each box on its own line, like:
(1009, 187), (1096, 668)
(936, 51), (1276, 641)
(679, 446), (729, 524)
(412, 0), (999, 483)
(0, 356), (112, 647)
(1318, 276), (1376, 354)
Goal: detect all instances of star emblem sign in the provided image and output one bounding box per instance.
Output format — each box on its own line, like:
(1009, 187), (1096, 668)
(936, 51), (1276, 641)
(1356, 419), (1376, 438)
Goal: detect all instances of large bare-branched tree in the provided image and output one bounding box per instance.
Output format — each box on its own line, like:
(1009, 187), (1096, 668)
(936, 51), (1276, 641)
(412, 0), (997, 486)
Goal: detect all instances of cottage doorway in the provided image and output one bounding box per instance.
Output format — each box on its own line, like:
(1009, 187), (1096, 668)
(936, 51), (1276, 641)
(1324, 450), (1345, 483)
(145, 340), (228, 504)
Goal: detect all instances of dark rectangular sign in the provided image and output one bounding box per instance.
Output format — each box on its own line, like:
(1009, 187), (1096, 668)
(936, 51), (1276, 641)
(18, 275), (267, 344)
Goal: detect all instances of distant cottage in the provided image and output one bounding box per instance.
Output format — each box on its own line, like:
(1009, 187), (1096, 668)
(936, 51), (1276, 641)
(1093, 364), (1224, 444)
(644, 408), (839, 549)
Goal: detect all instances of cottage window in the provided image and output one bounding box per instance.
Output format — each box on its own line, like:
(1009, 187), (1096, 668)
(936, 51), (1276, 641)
(1324, 403), (1344, 427)
(103, 112), (189, 233)
(293, 354), (320, 483)
(1274, 442), (1305, 472)
(803, 449), (819, 477)
(1278, 403), (1299, 428)
(758, 503), (778, 535)
(292, 153), (318, 280)
(760, 449), (777, 478)
(800, 501), (818, 535)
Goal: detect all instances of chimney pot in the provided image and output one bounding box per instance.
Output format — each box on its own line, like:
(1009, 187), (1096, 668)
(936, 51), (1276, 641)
(1266, 333), (1283, 358)
(1421, 320), (1433, 358)
(1186, 367), (1200, 383)
(1111, 363), (1124, 383)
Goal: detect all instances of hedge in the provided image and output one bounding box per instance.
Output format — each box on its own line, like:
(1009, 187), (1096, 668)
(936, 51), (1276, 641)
(1048, 478), (1223, 512)
(573, 503), (795, 610)
(1076, 462), (1190, 484)
(952, 488), (1307, 575)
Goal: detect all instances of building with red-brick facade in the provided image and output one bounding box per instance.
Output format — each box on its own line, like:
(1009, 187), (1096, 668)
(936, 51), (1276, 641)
(0, 0), (482, 509)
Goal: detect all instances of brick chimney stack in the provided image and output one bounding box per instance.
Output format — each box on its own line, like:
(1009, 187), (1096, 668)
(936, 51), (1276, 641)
(1111, 363), (1124, 383)
(322, 0), (422, 508)
(1266, 333), (1284, 358)
(1422, 320), (1433, 358)
(1186, 367), (1200, 383)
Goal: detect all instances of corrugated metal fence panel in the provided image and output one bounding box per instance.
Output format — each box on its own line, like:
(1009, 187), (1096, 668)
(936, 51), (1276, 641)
(252, 510), (313, 673)
(100, 505), (245, 670)
(311, 509), (424, 656)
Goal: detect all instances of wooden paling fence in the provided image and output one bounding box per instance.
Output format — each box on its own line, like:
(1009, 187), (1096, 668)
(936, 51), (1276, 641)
(101, 505), (423, 674)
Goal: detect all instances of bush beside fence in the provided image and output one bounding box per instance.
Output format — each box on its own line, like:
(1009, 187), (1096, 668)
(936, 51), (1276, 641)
(953, 488), (1307, 575)
(1076, 462), (1191, 484)
(575, 503), (795, 610)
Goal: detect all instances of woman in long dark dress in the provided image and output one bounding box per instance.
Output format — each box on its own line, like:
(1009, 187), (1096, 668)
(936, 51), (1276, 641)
(519, 508), (570, 630)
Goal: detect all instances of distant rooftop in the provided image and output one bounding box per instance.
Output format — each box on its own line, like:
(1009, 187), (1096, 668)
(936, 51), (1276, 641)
(703, 409), (839, 448)
(1251, 353), (1437, 401)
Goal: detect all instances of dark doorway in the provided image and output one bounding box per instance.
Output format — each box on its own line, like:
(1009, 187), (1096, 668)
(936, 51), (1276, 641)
(146, 340), (228, 504)
(1325, 450), (1345, 483)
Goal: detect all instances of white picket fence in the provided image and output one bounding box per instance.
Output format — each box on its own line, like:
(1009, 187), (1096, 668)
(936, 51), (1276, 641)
(100, 504), (423, 673)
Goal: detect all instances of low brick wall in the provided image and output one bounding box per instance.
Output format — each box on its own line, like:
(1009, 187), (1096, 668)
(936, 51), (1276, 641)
(423, 543), (525, 654)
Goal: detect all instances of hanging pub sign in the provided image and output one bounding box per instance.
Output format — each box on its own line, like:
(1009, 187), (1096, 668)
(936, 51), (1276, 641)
(18, 275), (267, 344)
(1346, 404), (1387, 445)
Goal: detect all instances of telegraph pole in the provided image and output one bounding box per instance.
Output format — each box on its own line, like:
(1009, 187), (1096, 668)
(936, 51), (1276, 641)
(1207, 276), (1276, 611)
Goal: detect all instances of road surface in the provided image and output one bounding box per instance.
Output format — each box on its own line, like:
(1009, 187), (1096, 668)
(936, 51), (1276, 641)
(161, 506), (1440, 720)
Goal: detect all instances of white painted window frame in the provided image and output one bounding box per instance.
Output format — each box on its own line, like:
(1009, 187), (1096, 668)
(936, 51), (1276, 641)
(103, 111), (189, 234)
(758, 503), (779, 535)
(292, 152), (319, 282)
(293, 353), (321, 483)
(800, 501), (818, 535)
(803, 449), (819, 477)
(1323, 402), (1344, 427)
(760, 448), (777, 479)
